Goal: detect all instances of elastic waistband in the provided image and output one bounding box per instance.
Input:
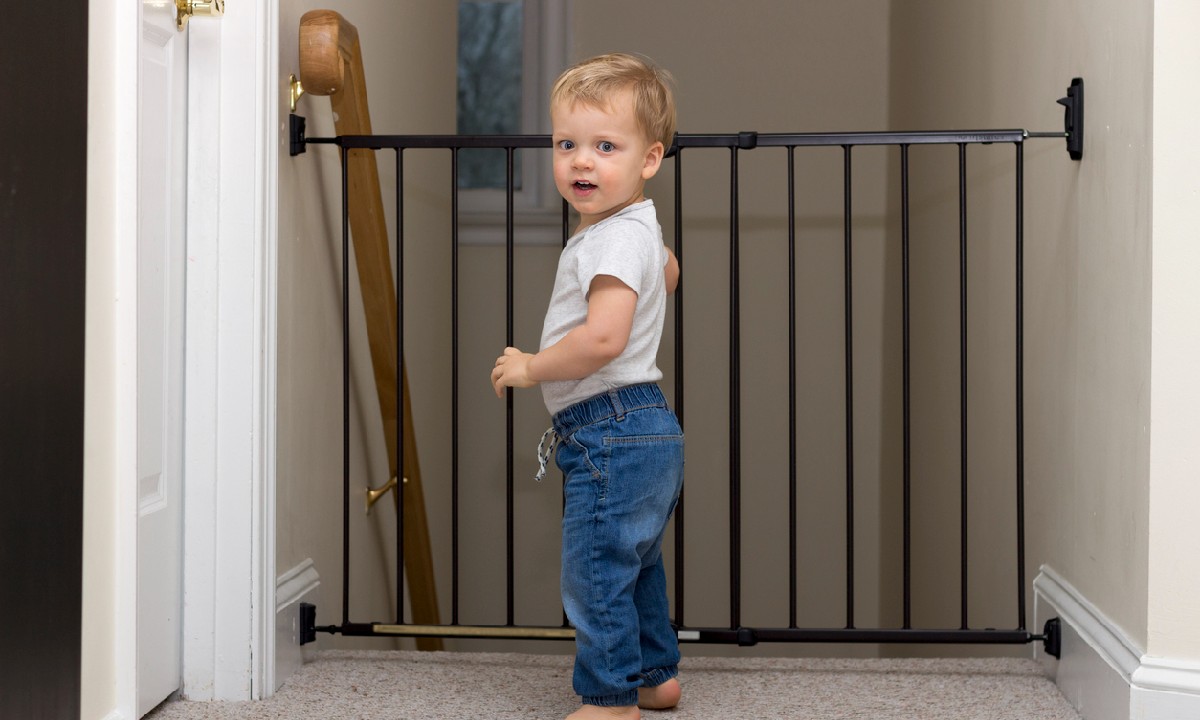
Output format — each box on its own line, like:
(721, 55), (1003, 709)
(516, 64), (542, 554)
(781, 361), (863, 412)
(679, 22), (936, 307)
(552, 383), (667, 439)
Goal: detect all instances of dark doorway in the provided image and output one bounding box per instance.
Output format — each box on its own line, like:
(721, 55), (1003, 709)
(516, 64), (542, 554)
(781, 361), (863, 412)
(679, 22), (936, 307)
(0, 4), (88, 718)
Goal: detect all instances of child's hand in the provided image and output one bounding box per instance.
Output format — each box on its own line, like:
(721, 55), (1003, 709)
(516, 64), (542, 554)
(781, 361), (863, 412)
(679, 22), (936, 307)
(491, 347), (537, 397)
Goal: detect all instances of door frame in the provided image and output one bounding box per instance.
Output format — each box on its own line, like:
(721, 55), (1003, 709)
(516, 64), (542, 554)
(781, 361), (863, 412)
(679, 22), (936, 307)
(111, 0), (279, 711)
(178, 0), (279, 701)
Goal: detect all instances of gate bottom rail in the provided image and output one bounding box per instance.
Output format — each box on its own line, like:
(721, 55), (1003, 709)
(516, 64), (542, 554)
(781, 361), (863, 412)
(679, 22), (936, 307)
(313, 619), (1059, 652)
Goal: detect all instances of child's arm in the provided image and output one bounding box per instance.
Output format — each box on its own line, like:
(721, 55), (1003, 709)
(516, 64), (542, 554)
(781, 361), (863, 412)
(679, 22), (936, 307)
(491, 275), (636, 397)
(664, 246), (679, 294)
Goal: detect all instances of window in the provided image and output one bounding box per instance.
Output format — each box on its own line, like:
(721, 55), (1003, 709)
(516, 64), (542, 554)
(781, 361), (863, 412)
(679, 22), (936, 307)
(456, 0), (571, 243)
(457, 2), (524, 190)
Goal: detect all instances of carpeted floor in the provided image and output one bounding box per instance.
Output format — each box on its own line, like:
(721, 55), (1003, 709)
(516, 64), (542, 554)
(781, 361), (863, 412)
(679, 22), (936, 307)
(147, 650), (1081, 719)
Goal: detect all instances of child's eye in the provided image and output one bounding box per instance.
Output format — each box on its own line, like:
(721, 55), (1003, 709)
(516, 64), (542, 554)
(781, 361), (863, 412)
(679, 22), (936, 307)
(557, 140), (575, 150)
(598, 141), (616, 152)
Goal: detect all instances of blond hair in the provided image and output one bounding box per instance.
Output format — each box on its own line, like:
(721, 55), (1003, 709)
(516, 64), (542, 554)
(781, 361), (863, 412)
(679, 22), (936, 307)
(550, 52), (677, 149)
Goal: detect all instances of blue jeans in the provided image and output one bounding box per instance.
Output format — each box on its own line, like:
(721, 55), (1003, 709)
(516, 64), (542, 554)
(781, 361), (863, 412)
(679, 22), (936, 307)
(552, 383), (685, 707)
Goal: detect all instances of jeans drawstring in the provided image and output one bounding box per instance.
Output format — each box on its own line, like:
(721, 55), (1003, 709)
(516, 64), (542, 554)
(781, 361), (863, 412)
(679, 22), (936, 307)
(534, 427), (559, 482)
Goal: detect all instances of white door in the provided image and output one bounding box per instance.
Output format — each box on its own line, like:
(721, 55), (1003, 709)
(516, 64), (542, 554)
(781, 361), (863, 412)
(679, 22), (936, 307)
(137, 1), (188, 714)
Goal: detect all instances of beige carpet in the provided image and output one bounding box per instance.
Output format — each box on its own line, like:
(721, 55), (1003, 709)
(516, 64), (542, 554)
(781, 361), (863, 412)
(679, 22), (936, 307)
(147, 650), (1081, 719)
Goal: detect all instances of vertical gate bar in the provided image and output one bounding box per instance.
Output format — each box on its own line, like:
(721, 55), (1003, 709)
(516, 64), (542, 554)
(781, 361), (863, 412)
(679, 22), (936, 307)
(505, 146), (516, 627)
(562, 197), (570, 630)
(843, 145), (855, 629)
(1015, 142), (1027, 630)
(673, 149), (686, 628)
(341, 148), (351, 626)
(396, 148), (406, 624)
(563, 197), (570, 245)
(451, 148), (461, 626)
(787, 146), (798, 630)
(958, 143), (969, 630)
(901, 144), (912, 629)
(729, 147), (742, 631)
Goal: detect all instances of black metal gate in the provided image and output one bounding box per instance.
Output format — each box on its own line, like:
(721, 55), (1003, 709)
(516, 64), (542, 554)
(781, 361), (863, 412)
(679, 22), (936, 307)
(290, 80), (1081, 654)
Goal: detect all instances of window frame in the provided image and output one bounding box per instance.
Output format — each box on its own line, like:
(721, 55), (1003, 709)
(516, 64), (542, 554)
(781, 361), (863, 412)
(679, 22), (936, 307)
(457, 0), (572, 245)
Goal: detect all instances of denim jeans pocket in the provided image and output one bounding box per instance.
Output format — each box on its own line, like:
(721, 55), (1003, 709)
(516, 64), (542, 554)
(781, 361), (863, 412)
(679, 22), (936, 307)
(557, 425), (604, 483)
(603, 434), (684, 530)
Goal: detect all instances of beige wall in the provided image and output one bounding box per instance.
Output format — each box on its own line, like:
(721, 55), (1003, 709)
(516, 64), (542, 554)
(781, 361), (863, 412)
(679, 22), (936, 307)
(276, 0), (457, 650)
(573, 0), (894, 654)
(287, 0), (895, 656)
(452, 0), (895, 656)
(293, 0), (1071, 659)
(280, 0), (1199, 668)
(889, 0), (1153, 651)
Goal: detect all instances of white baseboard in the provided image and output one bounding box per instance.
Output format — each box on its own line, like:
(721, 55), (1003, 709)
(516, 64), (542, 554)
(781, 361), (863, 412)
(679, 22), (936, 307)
(1132, 657), (1200, 719)
(1035, 566), (1200, 720)
(274, 558), (320, 692)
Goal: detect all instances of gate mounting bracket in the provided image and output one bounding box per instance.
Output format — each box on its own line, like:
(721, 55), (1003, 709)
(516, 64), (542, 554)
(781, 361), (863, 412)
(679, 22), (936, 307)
(1041, 617), (1062, 658)
(290, 113), (307, 157)
(1026, 77), (1084, 160)
(299, 602), (317, 645)
(1057, 78), (1084, 160)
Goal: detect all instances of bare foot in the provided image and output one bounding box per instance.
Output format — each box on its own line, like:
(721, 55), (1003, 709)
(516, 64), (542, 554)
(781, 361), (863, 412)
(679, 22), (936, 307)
(638, 678), (681, 710)
(566, 704), (640, 720)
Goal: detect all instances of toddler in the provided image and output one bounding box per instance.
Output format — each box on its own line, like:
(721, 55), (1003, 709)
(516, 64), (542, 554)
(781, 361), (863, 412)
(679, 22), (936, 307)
(490, 52), (683, 720)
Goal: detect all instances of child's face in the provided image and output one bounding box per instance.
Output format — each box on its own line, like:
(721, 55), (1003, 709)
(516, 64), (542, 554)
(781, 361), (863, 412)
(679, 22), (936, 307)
(551, 89), (664, 231)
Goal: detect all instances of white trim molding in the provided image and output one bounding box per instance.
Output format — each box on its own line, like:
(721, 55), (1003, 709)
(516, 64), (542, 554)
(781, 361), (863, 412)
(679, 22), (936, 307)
(1131, 658), (1200, 719)
(251, 0), (281, 699)
(181, 0), (279, 702)
(277, 558), (320, 609)
(112, 1), (140, 716)
(1035, 566), (1200, 720)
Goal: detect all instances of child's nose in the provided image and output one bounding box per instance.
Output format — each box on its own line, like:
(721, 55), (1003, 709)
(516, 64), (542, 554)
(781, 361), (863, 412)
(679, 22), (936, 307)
(572, 149), (594, 169)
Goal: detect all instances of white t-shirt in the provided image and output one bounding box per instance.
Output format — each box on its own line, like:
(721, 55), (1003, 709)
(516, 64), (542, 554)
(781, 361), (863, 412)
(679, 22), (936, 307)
(539, 200), (668, 416)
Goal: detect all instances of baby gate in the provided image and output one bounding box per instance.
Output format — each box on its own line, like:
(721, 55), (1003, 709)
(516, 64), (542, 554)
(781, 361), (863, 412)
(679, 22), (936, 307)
(289, 9), (1083, 657)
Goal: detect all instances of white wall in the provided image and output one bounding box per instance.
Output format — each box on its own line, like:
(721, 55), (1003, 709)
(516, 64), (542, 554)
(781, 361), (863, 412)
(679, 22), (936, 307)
(1147, 0), (1200, 663)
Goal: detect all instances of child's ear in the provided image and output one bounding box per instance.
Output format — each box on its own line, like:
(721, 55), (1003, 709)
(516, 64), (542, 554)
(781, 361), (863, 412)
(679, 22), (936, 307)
(641, 141), (665, 180)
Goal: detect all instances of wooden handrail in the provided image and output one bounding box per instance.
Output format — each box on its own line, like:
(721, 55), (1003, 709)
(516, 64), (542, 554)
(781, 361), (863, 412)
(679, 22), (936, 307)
(298, 9), (441, 651)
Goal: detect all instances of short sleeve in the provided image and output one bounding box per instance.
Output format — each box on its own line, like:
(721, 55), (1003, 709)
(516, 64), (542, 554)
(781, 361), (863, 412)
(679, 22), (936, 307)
(574, 219), (657, 298)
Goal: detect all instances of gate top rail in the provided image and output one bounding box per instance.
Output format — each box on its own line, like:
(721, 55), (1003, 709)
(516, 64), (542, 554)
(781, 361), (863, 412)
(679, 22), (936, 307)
(292, 74), (1083, 159)
(307, 128), (1034, 153)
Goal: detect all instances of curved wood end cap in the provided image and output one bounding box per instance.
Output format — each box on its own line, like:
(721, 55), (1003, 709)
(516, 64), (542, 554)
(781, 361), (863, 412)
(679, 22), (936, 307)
(299, 9), (360, 97)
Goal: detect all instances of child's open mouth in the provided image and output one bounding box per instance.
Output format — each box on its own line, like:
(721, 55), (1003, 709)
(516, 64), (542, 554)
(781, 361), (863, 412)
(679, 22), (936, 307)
(573, 181), (596, 191)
